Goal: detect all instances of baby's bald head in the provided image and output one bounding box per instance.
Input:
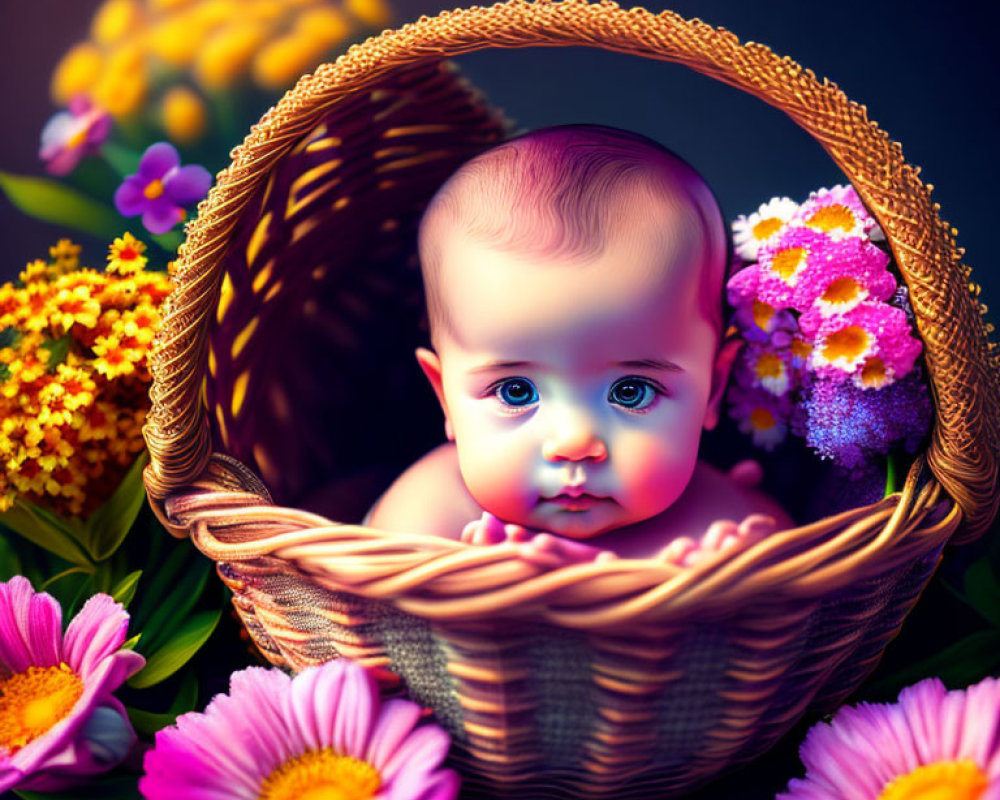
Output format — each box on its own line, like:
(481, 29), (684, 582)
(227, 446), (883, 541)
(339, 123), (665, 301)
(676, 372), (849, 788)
(418, 125), (728, 348)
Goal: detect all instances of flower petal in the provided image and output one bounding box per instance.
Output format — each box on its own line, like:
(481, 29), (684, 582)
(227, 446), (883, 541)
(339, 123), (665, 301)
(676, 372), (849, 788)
(62, 593), (129, 677)
(379, 724), (452, 788)
(367, 699), (422, 772)
(114, 176), (148, 217)
(138, 142), (180, 181)
(164, 164), (211, 206)
(0, 576), (62, 672)
(331, 659), (377, 757)
(142, 202), (183, 235)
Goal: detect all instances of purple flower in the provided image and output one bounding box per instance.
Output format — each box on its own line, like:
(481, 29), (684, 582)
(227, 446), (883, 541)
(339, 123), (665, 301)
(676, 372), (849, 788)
(140, 658), (459, 800)
(38, 96), (112, 177)
(726, 382), (794, 451)
(114, 142), (211, 235)
(801, 371), (932, 472)
(779, 676), (1000, 800)
(0, 576), (144, 794)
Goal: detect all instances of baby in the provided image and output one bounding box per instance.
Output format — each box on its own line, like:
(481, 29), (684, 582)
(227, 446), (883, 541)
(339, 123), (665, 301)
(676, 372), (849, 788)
(366, 125), (792, 565)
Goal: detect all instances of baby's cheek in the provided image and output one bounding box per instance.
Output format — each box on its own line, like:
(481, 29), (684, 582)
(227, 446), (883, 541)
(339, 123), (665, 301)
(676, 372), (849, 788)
(616, 429), (698, 515)
(456, 432), (534, 522)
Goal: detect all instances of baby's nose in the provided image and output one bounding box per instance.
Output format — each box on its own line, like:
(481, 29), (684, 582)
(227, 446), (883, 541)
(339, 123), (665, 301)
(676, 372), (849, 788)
(542, 419), (608, 463)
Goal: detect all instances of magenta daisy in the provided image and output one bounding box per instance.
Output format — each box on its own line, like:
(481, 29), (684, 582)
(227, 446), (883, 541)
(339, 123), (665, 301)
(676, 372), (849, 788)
(779, 676), (1000, 800)
(726, 383), (793, 451)
(731, 196), (799, 261)
(0, 576), (144, 794)
(790, 236), (896, 316)
(756, 227), (835, 308)
(38, 96), (112, 177)
(726, 262), (761, 308)
(140, 658), (459, 800)
(802, 302), (923, 387)
(114, 142), (212, 235)
(792, 184), (879, 240)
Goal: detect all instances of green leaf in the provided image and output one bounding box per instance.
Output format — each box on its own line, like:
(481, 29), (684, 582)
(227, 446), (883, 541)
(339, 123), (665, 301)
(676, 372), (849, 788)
(0, 170), (124, 240)
(40, 565), (94, 592)
(15, 773), (142, 799)
(128, 608), (221, 689)
(84, 451), (150, 561)
(111, 569), (143, 608)
(0, 499), (92, 567)
(964, 558), (1000, 628)
(42, 334), (73, 371)
(100, 141), (141, 178)
(866, 629), (1000, 698)
(0, 534), (23, 580)
(137, 555), (213, 655)
(130, 538), (194, 630)
(150, 229), (184, 253)
(122, 632), (142, 650)
(126, 671), (199, 736)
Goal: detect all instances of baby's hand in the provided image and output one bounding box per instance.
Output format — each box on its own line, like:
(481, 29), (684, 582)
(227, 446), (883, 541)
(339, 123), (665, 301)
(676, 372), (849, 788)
(461, 512), (533, 545)
(658, 514), (776, 567)
(515, 532), (617, 568)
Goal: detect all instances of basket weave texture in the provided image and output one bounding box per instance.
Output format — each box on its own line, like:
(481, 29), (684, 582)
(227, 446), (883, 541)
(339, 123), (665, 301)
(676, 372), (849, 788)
(142, 1), (1000, 796)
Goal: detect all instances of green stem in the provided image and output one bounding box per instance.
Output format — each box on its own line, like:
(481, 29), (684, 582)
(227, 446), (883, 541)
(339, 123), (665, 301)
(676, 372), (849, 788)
(883, 451), (898, 498)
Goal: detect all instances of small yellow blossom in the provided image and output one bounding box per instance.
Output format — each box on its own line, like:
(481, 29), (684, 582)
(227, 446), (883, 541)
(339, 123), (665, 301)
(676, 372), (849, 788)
(195, 21), (267, 90)
(92, 42), (148, 116)
(253, 33), (327, 91)
(345, 0), (392, 28)
(50, 286), (103, 334)
(107, 232), (148, 275)
(92, 0), (145, 46)
(161, 86), (207, 144)
(51, 42), (105, 105)
(19, 260), (51, 285)
(49, 239), (83, 272)
(295, 7), (350, 48)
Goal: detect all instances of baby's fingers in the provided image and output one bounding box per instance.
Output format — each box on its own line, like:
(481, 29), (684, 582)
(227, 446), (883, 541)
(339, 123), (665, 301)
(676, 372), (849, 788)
(461, 512), (507, 545)
(737, 514), (777, 544)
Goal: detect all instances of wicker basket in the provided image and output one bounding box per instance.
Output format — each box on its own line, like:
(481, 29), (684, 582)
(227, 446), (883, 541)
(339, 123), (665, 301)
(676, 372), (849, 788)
(142, 1), (1000, 796)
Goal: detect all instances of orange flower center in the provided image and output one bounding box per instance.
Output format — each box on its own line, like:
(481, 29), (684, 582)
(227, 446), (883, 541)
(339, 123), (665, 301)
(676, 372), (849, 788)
(807, 204), (856, 233)
(822, 326), (870, 363)
(143, 179), (165, 200)
(751, 300), (775, 331)
(66, 126), (89, 149)
(118, 246), (139, 261)
(821, 277), (862, 305)
(875, 760), (987, 800)
(770, 247), (806, 282)
(859, 356), (888, 387)
(0, 663), (84, 754)
(752, 217), (784, 241)
(791, 338), (813, 359)
(257, 748), (381, 800)
(755, 352), (784, 379)
(749, 407), (776, 430)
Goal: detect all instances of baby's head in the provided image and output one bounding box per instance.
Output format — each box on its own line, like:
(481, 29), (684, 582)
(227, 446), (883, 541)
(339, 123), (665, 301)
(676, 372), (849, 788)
(416, 125), (735, 539)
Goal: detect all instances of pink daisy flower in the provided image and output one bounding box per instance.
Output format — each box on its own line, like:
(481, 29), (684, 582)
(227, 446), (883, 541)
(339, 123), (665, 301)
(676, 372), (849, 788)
(756, 227), (836, 309)
(802, 302), (923, 387)
(727, 263), (762, 308)
(38, 96), (112, 177)
(731, 196), (799, 261)
(726, 383), (793, 451)
(792, 184), (879, 241)
(789, 236), (896, 316)
(0, 576), (144, 794)
(140, 659), (459, 800)
(779, 676), (1000, 800)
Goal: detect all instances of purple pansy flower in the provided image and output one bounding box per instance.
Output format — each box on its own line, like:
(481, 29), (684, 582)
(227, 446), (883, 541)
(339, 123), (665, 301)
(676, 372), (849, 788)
(39, 96), (112, 177)
(114, 142), (211, 235)
(0, 576), (145, 794)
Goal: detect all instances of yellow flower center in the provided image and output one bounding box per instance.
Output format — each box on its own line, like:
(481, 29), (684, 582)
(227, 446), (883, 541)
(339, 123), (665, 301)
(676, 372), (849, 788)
(770, 247), (806, 282)
(749, 407), (776, 430)
(822, 326), (870, 363)
(807, 204), (856, 233)
(143, 179), (165, 200)
(755, 352), (784, 379)
(821, 277), (861, 305)
(257, 748), (381, 800)
(751, 300), (774, 331)
(752, 217), (784, 241)
(791, 338), (813, 359)
(0, 664), (84, 753)
(859, 356), (888, 387)
(875, 760), (988, 800)
(66, 126), (89, 149)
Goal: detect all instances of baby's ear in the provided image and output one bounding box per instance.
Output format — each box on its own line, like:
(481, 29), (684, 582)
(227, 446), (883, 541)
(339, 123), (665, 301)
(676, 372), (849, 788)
(703, 336), (741, 431)
(415, 347), (454, 441)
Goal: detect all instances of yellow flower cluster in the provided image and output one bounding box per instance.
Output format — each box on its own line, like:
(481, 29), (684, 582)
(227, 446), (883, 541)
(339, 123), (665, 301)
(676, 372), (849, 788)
(0, 235), (171, 518)
(51, 0), (392, 143)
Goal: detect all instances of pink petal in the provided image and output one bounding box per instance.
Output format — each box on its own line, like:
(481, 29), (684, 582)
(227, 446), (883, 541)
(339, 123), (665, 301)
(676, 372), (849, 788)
(0, 576), (62, 672)
(288, 664), (343, 753)
(389, 767), (460, 800)
(367, 700), (422, 771)
(379, 725), (452, 787)
(330, 659), (378, 757)
(62, 593), (129, 677)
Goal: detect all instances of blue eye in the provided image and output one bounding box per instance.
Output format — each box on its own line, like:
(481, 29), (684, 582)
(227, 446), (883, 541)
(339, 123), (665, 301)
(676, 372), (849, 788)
(496, 378), (538, 407)
(608, 377), (659, 410)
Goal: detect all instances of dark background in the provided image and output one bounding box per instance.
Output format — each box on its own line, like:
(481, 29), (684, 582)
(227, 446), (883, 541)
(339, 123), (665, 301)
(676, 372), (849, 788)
(1, 2), (996, 798)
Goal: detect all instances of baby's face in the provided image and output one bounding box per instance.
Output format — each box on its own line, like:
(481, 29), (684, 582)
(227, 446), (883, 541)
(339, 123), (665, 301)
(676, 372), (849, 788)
(421, 208), (725, 539)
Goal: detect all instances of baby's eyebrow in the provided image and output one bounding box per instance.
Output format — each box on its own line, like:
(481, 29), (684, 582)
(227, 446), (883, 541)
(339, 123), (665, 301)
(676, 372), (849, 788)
(616, 359), (683, 372)
(467, 360), (537, 374)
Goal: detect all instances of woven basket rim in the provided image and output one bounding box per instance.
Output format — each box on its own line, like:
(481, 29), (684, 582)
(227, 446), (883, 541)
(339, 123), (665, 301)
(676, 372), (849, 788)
(144, 0), (1000, 593)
